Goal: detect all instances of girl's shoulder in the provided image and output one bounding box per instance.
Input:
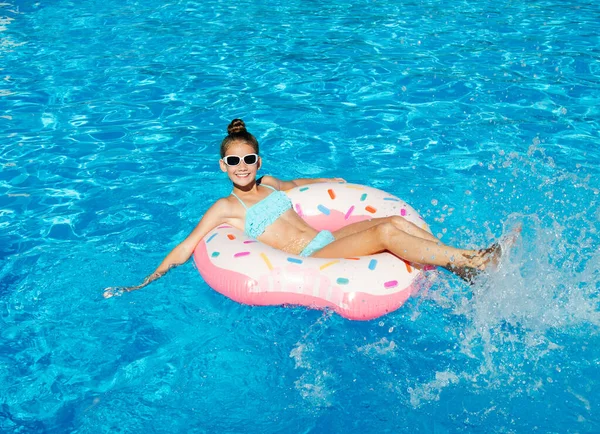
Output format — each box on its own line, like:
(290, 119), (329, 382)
(215, 194), (253, 215)
(201, 197), (242, 224)
(213, 196), (237, 211)
(259, 175), (281, 190)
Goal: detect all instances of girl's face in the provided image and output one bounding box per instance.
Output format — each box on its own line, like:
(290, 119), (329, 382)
(219, 141), (261, 187)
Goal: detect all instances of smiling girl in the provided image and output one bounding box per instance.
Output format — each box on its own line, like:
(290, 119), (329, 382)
(104, 119), (508, 297)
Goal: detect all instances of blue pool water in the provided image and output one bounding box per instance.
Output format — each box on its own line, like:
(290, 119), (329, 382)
(2, 0), (599, 431)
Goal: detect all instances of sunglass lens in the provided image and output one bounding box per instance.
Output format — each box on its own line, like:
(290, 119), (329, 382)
(244, 154), (258, 165)
(225, 156), (241, 166)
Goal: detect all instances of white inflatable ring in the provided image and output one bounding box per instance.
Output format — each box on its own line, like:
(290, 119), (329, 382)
(193, 182), (431, 320)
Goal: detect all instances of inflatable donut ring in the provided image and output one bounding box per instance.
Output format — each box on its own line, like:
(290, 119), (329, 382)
(193, 182), (432, 320)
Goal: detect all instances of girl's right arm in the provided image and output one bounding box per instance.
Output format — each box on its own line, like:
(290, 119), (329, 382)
(103, 199), (229, 298)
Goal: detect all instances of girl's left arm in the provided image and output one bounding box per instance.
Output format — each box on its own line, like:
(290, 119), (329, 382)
(261, 175), (346, 190)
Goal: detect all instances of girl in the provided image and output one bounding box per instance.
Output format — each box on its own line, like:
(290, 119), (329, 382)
(104, 119), (506, 297)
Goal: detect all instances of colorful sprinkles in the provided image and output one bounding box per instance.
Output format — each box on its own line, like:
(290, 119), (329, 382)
(365, 206), (377, 214)
(317, 204), (331, 215)
(327, 189), (336, 200)
(260, 253), (273, 270)
(344, 205), (355, 220)
(234, 251), (250, 258)
(360, 193), (368, 201)
(295, 203), (304, 217)
(384, 280), (398, 289)
(227, 234), (236, 240)
(400, 208), (407, 216)
(336, 278), (349, 285)
(320, 260), (339, 270)
(368, 259), (378, 270)
(217, 225), (232, 229)
(287, 257), (303, 264)
(211, 252), (220, 258)
(206, 233), (218, 243)
(299, 187), (309, 192)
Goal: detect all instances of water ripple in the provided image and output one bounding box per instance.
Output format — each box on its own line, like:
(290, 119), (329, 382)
(1, 0), (599, 432)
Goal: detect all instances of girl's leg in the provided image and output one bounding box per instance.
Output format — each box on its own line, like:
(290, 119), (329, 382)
(313, 221), (489, 270)
(333, 216), (444, 245)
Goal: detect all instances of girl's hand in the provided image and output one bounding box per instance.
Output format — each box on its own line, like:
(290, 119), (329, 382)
(103, 287), (128, 298)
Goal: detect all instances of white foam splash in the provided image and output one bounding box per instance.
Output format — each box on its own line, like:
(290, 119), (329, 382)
(356, 337), (397, 356)
(290, 342), (334, 408)
(408, 371), (460, 407)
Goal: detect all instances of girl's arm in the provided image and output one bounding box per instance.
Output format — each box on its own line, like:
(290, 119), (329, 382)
(261, 175), (346, 191)
(103, 199), (229, 298)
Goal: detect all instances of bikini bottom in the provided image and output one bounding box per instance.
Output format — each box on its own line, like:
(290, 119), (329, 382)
(299, 230), (336, 257)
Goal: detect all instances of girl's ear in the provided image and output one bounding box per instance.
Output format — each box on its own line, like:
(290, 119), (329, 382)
(257, 156), (262, 170)
(219, 159), (228, 173)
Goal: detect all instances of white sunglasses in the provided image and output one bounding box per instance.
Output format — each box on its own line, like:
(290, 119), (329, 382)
(222, 153), (259, 167)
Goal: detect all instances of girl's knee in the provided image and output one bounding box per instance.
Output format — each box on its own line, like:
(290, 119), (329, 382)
(389, 215), (410, 231)
(375, 222), (396, 247)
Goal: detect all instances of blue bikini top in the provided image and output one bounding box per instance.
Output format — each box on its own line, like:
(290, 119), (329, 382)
(231, 184), (292, 239)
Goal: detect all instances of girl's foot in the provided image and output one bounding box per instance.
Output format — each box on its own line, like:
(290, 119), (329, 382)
(448, 224), (522, 283)
(479, 224), (522, 271)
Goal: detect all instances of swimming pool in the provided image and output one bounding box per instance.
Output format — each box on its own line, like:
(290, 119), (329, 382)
(1, 0), (599, 431)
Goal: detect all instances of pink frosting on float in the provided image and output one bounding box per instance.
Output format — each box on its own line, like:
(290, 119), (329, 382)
(193, 241), (425, 320)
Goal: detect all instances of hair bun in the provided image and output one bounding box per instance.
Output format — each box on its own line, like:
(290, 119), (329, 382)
(227, 119), (247, 135)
